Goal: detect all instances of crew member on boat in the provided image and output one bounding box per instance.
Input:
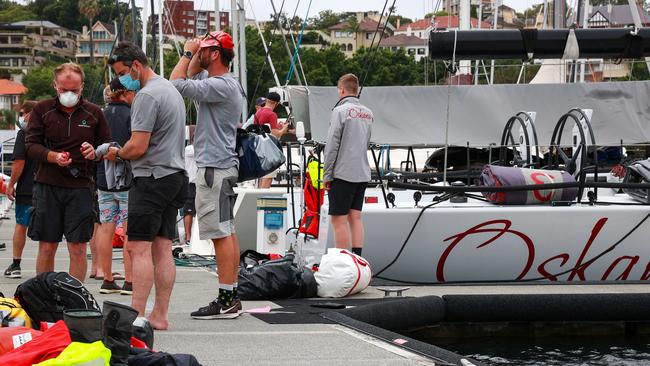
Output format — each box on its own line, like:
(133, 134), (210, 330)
(323, 73), (373, 257)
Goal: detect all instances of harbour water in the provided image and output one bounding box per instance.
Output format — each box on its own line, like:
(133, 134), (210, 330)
(428, 335), (650, 365)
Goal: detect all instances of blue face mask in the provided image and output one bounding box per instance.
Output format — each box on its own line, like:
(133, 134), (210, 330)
(119, 73), (141, 92)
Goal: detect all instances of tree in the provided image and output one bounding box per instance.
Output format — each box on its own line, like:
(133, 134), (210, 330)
(23, 63), (57, 101)
(79, 0), (98, 64)
(0, 109), (15, 130)
(0, 3), (37, 23)
(310, 10), (342, 30)
(345, 17), (361, 50)
(388, 15), (413, 27)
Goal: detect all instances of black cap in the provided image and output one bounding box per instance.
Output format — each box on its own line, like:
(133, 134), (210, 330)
(109, 77), (127, 92)
(266, 92), (281, 103)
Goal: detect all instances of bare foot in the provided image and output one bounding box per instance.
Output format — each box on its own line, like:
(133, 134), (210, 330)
(147, 317), (169, 330)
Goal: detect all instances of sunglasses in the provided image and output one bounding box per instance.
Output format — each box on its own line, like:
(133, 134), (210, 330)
(202, 32), (225, 51)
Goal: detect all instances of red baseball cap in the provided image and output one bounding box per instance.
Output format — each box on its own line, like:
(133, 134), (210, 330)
(199, 31), (234, 51)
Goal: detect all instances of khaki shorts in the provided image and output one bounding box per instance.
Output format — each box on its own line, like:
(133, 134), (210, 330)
(196, 167), (238, 240)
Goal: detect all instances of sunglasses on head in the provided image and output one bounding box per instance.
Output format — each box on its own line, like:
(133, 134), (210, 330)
(202, 33), (225, 50)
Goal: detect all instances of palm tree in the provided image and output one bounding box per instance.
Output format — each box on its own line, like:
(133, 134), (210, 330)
(79, 0), (98, 64)
(345, 17), (361, 51)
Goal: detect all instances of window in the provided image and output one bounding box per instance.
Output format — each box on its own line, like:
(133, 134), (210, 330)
(13, 95), (19, 104)
(92, 31), (107, 40)
(407, 48), (415, 55)
(347, 43), (353, 51)
(366, 32), (372, 40)
(188, 20), (194, 25)
(0, 37), (7, 44)
(340, 44), (346, 51)
(335, 31), (341, 38)
(417, 48), (425, 55)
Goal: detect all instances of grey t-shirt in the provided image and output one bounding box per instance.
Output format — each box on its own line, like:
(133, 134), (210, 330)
(171, 71), (242, 169)
(130, 75), (186, 178)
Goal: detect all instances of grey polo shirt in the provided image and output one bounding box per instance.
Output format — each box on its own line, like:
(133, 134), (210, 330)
(130, 75), (186, 178)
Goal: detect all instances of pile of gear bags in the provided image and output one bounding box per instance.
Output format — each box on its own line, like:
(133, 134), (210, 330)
(0, 271), (201, 366)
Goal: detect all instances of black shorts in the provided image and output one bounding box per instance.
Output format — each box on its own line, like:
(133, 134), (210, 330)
(127, 172), (188, 242)
(182, 183), (196, 216)
(28, 183), (95, 243)
(328, 179), (367, 216)
(93, 190), (100, 224)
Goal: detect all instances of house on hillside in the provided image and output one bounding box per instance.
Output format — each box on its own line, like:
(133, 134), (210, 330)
(0, 79), (26, 111)
(76, 21), (117, 64)
(585, 4), (650, 28)
(0, 21), (77, 73)
(379, 34), (428, 61)
(328, 11), (394, 57)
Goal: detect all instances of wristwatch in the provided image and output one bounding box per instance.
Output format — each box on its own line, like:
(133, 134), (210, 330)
(182, 51), (193, 59)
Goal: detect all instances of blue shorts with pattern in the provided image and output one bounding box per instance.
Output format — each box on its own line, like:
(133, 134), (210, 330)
(98, 190), (128, 227)
(15, 203), (32, 227)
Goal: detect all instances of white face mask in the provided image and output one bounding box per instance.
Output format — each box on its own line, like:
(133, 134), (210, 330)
(58, 91), (80, 108)
(18, 116), (26, 129)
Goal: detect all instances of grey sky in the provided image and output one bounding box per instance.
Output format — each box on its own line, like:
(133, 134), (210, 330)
(132, 1), (544, 21)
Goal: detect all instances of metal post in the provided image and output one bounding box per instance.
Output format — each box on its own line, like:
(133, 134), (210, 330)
(215, 0), (220, 31)
(238, 0), (248, 123)
(158, 0), (164, 76)
(490, 0), (499, 84)
(231, 0), (239, 79)
(141, 0), (148, 53)
(579, 0), (588, 82)
(627, 0), (650, 74)
(554, 0), (565, 29)
(130, 0), (138, 43)
(371, 147), (390, 209)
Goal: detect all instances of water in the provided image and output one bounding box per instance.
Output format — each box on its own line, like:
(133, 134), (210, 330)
(432, 336), (650, 365)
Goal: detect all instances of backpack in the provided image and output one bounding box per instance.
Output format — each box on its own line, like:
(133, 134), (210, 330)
(236, 127), (286, 182)
(14, 272), (100, 326)
(0, 293), (32, 328)
(238, 250), (318, 300)
(128, 349), (202, 366)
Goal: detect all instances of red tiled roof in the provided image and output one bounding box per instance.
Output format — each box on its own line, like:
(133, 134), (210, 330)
(397, 18), (432, 31)
(329, 18), (386, 32)
(399, 16), (491, 30)
(379, 34), (427, 47)
(0, 79), (27, 96)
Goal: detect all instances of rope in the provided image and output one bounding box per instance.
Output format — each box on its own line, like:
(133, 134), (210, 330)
(285, 0), (313, 85)
(358, 0), (392, 94)
(442, 29), (458, 185)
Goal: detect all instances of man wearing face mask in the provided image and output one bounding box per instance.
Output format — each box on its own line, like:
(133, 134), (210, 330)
(170, 31), (243, 319)
(94, 77), (135, 295)
(25, 62), (111, 282)
(104, 42), (187, 330)
(4, 100), (37, 279)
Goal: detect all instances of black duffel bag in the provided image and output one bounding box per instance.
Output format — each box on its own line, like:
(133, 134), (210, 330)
(238, 250), (317, 300)
(15, 271), (100, 326)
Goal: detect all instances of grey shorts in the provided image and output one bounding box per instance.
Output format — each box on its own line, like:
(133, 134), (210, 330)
(196, 167), (238, 240)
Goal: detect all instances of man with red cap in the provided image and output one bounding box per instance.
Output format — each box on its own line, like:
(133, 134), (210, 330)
(170, 31), (244, 319)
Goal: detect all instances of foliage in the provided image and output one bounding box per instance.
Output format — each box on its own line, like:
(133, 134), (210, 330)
(23, 62), (107, 104)
(388, 15), (413, 27)
(309, 10), (343, 29)
(0, 109), (14, 130)
(0, 2), (37, 23)
(0, 0), (132, 37)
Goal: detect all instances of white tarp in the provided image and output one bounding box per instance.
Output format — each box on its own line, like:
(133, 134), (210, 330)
(302, 81), (650, 147)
